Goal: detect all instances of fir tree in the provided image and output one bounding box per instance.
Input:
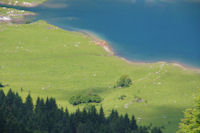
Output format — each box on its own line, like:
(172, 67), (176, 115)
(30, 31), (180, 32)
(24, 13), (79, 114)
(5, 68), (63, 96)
(99, 106), (105, 123)
(130, 115), (138, 130)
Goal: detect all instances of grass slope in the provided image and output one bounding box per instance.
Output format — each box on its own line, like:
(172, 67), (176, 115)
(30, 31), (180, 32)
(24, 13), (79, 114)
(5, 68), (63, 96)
(0, 21), (200, 133)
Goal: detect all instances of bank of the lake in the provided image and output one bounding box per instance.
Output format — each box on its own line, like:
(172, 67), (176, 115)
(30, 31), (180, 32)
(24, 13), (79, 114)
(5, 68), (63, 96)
(82, 30), (200, 73)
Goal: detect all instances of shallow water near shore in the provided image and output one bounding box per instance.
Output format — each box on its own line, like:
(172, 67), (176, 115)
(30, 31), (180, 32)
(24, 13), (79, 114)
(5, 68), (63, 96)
(2, 0), (200, 67)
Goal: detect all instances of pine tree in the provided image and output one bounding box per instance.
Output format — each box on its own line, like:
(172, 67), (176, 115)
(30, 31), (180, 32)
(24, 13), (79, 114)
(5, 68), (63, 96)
(62, 107), (71, 133)
(81, 108), (88, 123)
(99, 106), (105, 123)
(13, 93), (23, 124)
(124, 113), (130, 128)
(0, 90), (5, 106)
(0, 105), (5, 133)
(109, 109), (119, 122)
(24, 94), (34, 131)
(89, 106), (98, 123)
(25, 94), (33, 114)
(45, 97), (58, 133)
(5, 89), (15, 107)
(130, 115), (138, 130)
(35, 98), (47, 132)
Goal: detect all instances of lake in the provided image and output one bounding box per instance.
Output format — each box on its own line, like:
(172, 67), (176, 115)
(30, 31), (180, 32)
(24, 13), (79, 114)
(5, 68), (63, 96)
(5, 0), (200, 67)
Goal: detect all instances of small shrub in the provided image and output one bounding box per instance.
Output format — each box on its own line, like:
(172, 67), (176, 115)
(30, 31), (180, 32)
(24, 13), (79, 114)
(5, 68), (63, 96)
(69, 93), (102, 105)
(116, 75), (132, 88)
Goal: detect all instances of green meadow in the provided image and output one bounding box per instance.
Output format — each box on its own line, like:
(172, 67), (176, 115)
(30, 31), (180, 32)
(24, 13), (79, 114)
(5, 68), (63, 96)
(0, 21), (200, 133)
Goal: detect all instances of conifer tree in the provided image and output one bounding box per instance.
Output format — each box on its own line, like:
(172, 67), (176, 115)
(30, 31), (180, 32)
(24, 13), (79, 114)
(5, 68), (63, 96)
(24, 94), (33, 116)
(130, 115), (138, 130)
(0, 90), (5, 103)
(63, 107), (71, 133)
(24, 94), (34, 130)
(99, 106), (105, 123)
(0, 105), (5, 133)
(5, 89), (15, 106)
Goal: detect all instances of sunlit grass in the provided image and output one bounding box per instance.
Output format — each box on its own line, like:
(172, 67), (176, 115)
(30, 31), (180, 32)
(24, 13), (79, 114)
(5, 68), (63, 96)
(0, 21), (200, 133)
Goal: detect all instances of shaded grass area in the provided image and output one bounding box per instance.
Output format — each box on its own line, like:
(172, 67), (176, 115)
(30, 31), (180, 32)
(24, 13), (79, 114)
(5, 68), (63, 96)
(0, 21), (200, 133)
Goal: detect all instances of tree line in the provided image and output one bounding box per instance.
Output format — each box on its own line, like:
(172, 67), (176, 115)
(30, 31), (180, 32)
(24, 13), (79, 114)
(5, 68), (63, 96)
(0, 89), (162, 133)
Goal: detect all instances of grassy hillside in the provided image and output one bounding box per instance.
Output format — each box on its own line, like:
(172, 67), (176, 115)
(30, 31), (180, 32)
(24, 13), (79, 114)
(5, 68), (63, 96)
(0, 21), (200, 133)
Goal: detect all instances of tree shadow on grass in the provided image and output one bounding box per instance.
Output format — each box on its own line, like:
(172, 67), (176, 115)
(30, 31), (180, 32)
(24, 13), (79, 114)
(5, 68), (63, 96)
(137, 105), (189, 133)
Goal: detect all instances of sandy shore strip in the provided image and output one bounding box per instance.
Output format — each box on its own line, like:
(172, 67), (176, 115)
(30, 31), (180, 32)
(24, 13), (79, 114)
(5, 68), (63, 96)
(79, 30), (114, 55)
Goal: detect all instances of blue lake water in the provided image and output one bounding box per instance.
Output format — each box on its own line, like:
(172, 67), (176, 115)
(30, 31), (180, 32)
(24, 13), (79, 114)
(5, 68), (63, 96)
(3, 0), (200, 67)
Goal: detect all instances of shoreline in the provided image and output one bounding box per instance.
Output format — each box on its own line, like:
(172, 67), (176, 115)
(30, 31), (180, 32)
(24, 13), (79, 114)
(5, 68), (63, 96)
(79, 30), (114, 55)
(79, 30), (200, 73)
(0, 2), (199, 73)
